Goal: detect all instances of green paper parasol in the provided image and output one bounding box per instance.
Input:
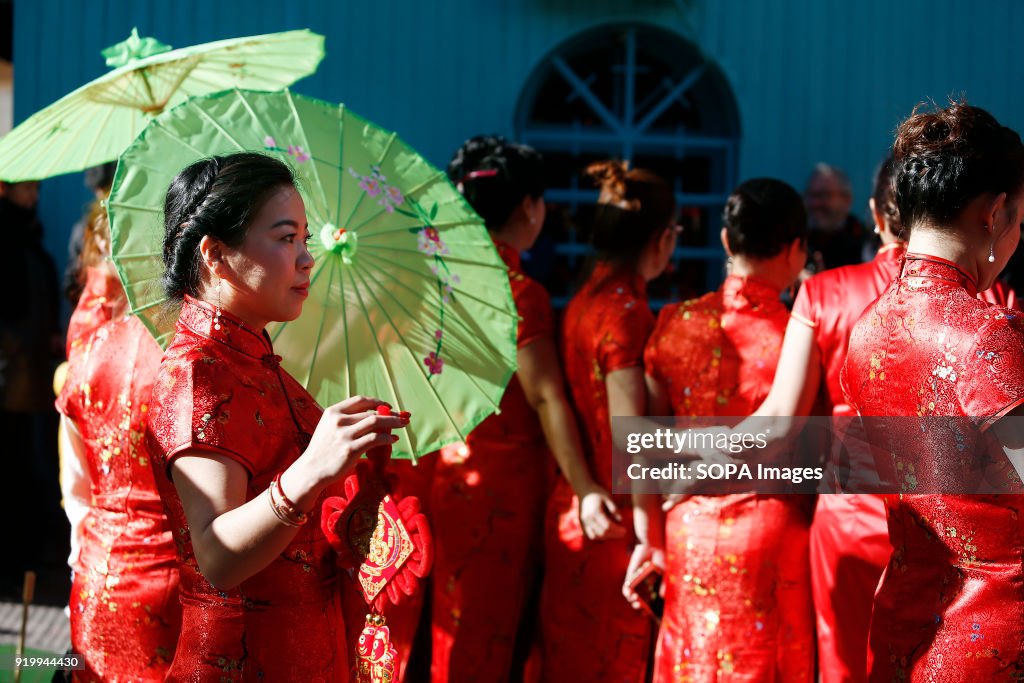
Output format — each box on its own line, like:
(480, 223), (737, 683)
(0, 28), (324, 181)
(108, 88), (518, 460)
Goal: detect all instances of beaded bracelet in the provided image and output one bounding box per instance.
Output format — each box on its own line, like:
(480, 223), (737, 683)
(268, 473), (309, 527)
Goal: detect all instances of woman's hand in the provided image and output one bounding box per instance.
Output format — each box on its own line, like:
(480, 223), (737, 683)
(292, 395), (409, 490)
(622, 542), (665, 607)
(577, 482), (626, 541)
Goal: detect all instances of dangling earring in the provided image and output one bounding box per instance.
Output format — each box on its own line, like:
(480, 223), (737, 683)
(213, 276), (223, 330)
(986, 224), (996, 263)
(873, 224), (882, 236)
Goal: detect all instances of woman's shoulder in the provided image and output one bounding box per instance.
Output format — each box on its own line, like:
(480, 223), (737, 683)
(965, 303), (1024, 350)
(658, 290), (721, 325)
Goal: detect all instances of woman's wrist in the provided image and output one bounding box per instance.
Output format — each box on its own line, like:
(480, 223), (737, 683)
(569, 472), (599, 498)
(279, 457), (326, 513)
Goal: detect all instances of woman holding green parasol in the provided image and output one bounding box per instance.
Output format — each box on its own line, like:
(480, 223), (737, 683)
(145, 152), (408, 681)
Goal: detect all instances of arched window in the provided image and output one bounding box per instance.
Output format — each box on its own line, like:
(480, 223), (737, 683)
(515, 23), (741, 307)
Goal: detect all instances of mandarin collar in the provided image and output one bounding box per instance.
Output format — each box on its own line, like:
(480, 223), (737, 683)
(900, 252), (979, 298)
(876, 242), (905, 263)
(590, 259), (647, 297)
(178, 295), (279, 362)
(721, 274), (782, 310)
(492, 238), (521, 271)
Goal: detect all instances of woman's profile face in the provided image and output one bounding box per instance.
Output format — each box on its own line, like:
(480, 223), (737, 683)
(221, 185), (313, 326)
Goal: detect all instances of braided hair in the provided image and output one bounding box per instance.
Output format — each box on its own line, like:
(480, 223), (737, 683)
(892, 100), (1024, 230)
(162, 152), (296, 300)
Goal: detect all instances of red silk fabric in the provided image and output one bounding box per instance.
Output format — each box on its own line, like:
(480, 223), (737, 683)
(65, 266), (125, 359)
(793, 244), (1017, 416)
(540, 261), (654, 683)
(794, 246), (1019, 683)
(843, 254), (1024, 682)
(146, 296), (349, 682)
(644, 275), (815, 682)
(429, 239), (551, 681)
(56, 313), (179, 681)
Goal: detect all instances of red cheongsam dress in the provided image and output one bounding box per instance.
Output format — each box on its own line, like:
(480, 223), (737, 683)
(792, 244), (1018, 683)
(146, 296), (348, 682)
(429, 239), (552, 682)
(56, 313), (180, 682)
(66, 266), (125, 359)
(645, 274), (815, 682)
(540, 261), (654, 683)
(842, 254), (1024, 682)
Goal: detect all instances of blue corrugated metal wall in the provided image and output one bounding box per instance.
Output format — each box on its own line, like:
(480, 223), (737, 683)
(13, 0), (1024, 312)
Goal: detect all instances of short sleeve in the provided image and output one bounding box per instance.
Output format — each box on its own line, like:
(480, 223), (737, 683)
(643, 305), (675, 384)
(790, 279), (818, 329)
(514, 276), (554, 348)
(146, 355), (259, 477)
(55, 358), (83, 424)
(958, 312), (1024, 427)
(599, 300), (655, 374)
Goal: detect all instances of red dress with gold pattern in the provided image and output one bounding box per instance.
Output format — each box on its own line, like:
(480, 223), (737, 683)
(540, 261), (653, 683)
(645, 275), (815, 682)
(146, 296), (348, 682)
(56, 313), (180, 682)
(842, 254), (1024, 682)
(66, 266), (125, 359)
(430, 239), (551, 681)
(792, 245), (1018, 683)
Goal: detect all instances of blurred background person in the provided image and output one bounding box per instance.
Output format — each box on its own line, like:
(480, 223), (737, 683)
(541, 160), (677, 683)
(56, 205), (180, 681)
(429, 135), (612, 682)
(0, 178), (63, 595)
(804, 163), (867, 274)
(64, 162), (116, 308)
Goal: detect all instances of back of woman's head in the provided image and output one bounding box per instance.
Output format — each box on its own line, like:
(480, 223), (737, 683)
(892, 100), (1024, 229)
(447, 135), (544, 229)
(65, 196), (112, 304)
(162, 152), (296, 300)
(80, 197), (111, 271)
(871, 154), (903, 237)
(722, 178), (807, 259)
(586, 160), (676, 263)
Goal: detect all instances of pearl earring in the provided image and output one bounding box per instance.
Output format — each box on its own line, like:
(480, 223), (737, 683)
(213, 277), (223, 330)
(986, 223), (996, 263)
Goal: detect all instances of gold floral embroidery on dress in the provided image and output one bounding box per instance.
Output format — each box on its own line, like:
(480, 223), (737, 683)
(869, 350), (886, 381)
(932, 332), (959, 382)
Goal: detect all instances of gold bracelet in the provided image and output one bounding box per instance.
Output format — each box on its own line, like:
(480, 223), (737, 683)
(267, 475), (307, 527)
(267, 488), (300, 527)
(271, 473), (309, 525)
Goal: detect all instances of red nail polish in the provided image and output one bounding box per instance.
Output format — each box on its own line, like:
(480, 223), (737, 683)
(376, 405), (393, 416)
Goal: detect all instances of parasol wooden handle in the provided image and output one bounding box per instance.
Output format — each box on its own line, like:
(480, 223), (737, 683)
(14, 570), (35, 683)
